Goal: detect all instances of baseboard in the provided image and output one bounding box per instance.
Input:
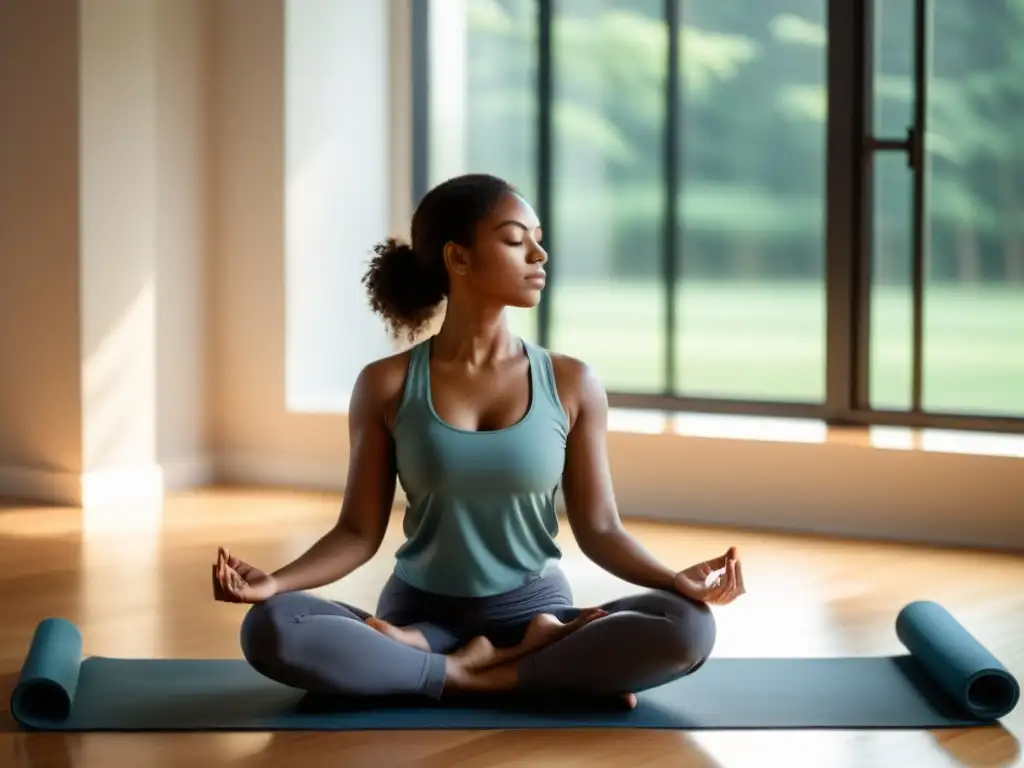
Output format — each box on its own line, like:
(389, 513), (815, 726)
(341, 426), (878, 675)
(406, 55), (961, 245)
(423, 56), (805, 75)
(0, 464), (165, 507)
(0, 464), (82, 506)
(214, 453), (346, 492)
(79, 464), (165, 507)
(0, 455), (216, 507)
(162, 455), (216, 491)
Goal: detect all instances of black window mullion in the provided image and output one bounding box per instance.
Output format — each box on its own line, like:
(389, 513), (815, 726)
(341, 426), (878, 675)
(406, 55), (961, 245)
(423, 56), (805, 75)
(536, 0), (554, 348)
(663, 0), (680, 395)
(824, 0), (867, 423)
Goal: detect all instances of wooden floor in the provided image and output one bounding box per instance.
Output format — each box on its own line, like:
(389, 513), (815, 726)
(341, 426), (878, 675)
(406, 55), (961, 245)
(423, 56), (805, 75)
(1, 488), (1022, 768)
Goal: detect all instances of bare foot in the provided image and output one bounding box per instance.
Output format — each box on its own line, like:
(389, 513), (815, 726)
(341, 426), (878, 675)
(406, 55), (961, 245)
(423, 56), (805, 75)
(365, 617), (430, 652)
(450, 635), (499, 668)
(460, 608), (607, 672)
(442, 635), (641, 709)
(511, 609), (607, 661)
(441, 609), (609, 696)
(444, 640), (516, 694)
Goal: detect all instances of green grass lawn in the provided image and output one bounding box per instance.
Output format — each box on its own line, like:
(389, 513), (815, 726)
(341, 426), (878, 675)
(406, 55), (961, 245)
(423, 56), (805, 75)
(506, 280), (1024, 417)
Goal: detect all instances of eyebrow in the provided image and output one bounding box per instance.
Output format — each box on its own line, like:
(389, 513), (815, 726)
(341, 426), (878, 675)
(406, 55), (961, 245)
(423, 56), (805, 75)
(493, 220), (539, 231)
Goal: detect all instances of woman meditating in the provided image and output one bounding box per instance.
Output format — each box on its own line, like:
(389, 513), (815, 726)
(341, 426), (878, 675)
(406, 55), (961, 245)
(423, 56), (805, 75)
(212, 173), (745, 707)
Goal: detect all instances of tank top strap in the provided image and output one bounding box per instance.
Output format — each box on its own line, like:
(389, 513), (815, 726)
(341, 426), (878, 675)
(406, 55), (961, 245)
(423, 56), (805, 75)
(523, 340), (570, 431)
(396, 338), (432, 415)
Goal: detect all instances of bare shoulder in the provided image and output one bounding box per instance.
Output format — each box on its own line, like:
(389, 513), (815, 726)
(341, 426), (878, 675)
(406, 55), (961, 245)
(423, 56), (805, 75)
(548, 351), (609, 428)
(351, 346), (415, 428)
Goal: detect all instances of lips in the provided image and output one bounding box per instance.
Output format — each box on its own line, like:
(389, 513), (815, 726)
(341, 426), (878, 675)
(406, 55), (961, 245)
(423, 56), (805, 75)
(525, 272), (546, 284)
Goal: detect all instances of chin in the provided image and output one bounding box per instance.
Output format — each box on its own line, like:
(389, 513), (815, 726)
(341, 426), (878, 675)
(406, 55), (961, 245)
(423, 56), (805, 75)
(505, 290), (543, 309)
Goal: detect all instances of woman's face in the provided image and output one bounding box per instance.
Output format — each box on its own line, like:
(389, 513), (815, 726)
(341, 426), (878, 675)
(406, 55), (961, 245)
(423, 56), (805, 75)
(446, 192), (548, 309)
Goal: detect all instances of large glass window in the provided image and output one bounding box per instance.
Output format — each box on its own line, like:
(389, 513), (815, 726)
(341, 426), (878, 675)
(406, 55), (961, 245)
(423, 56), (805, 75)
(416, 0), (1024, 431)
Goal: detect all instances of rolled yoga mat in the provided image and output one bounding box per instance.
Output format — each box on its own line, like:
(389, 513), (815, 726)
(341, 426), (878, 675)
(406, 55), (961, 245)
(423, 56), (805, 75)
(9, 600), (1019, 732)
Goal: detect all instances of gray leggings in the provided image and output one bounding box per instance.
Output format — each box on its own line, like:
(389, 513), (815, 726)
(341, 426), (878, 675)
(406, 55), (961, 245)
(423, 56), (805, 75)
(239, 568), (716, 700)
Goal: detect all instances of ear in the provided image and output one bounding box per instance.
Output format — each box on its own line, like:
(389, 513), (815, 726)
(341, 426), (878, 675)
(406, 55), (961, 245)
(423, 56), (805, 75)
(443, 241), (472, 277)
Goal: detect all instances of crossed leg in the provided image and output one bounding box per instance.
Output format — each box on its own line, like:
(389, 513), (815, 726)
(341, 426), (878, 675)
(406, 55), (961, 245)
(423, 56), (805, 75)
(367, 588), (717, 705)
(239, 591), (460, 699)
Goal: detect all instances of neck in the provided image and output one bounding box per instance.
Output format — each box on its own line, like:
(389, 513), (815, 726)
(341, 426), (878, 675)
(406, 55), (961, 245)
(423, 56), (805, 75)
(432, 298), (517, 366)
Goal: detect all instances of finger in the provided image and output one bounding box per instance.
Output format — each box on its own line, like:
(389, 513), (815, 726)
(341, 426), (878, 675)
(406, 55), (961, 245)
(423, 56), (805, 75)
(212, 564), (224, 601)
(221, 560), (233, 596)
(714, 565), (731, 590)
(717, 581), (734, 604)
(225, 571), (243, 602)
(725, 559), (740, 602)
(215, 563), (230, 600)
(217, 568), (235, 603)
(704, 578), (729, 605)
(220, 550), (240, 588)
(734, 558), (746, 596)
(724, 563), (743, 603)
(231, 568), (250, 599)
(715, 563), (737, 602)
(715, 546), (740, 569)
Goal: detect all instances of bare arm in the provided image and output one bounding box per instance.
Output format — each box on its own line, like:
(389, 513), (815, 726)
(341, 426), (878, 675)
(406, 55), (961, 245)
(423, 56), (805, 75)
(559, 360), (677, 591)
(270, 361), (399, 594)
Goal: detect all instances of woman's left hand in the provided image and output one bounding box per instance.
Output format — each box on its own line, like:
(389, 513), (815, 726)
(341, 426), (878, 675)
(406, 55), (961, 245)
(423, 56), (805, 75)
(673, 546), (746, 606)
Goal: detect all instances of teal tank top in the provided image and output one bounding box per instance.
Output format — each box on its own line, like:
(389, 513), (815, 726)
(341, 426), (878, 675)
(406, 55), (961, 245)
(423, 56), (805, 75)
(391, 337), (570, 597)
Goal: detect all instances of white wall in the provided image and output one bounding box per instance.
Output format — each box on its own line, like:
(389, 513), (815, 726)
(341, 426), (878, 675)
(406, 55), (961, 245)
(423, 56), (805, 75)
(284, 0), (398, 411)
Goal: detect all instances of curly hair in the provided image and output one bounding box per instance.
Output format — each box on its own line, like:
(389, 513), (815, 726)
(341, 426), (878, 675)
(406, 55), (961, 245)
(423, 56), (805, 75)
(362, 173), (515, 341)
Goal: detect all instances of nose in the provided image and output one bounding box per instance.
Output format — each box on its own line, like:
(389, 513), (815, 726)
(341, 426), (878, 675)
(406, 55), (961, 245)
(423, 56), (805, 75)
(529, 244), (548, 264)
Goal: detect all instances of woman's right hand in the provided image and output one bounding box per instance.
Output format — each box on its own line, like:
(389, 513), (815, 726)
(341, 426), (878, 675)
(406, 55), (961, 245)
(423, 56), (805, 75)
(212, 547), (279, 604)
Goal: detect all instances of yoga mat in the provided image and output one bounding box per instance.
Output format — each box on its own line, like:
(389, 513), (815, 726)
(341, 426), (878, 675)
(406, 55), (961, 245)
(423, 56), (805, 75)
(9, 600), (1019, 732)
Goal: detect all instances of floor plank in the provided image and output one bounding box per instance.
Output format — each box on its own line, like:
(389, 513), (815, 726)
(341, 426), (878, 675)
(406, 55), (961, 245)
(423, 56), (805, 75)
(1, 487), (1021, 767)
